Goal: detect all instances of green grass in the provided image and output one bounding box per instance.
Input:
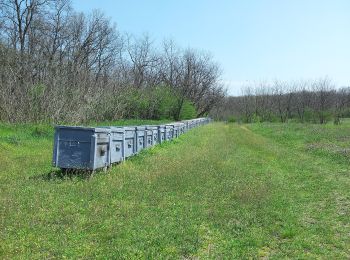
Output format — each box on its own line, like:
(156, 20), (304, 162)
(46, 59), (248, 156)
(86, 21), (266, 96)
(0, 120), (349, 258)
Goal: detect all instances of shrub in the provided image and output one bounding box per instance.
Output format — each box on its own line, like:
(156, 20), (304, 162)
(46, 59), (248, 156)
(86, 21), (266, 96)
(251, 113), (262, 123)
(228, 116), (236, 123)
(179, 100), (197, 120)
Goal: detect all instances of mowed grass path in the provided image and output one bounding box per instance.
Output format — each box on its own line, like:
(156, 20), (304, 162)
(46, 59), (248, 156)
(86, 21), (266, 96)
(1, 122), (349, 258)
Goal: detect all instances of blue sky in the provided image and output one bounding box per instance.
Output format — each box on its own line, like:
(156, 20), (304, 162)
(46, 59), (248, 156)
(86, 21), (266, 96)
(73, 0), (350, 95)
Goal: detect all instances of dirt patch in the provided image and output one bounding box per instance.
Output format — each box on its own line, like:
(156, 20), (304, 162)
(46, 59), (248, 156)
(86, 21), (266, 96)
(306, 143), (350, 158)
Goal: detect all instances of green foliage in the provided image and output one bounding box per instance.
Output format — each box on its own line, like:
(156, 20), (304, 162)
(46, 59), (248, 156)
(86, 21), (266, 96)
(153, 86), (178, 120)
(318, 110), (333, 124)
(119, 86), (198, 121)
(122, 87), (143, 118)
(303, 108), (317, 123)
(268, 113), (281, 123)
(1, 121), (349, 258)
(121, 86), (179, 120)
(179, 100), (197, 120)
(302, 108), (333, 124)
(341, 107), (350, 118)
(227, 116), (236, 123)
(4, 81), (200, 124)
(239, 115), (251, 123)
(251, 113), (262, 123)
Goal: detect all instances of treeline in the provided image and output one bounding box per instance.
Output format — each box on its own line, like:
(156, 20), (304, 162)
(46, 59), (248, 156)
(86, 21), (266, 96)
(212, 78), (350, 124)
(0, 0), (225, 123)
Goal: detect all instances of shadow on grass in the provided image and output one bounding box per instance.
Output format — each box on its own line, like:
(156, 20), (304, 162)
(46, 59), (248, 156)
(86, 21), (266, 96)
(32, 168), (101, 181)
(33, 140), (179, 182)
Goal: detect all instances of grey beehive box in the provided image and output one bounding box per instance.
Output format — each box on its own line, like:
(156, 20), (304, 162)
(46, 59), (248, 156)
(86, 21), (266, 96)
(157, 125), (166, 143)
(108, 127), (125, 163)
(166, 123), (181, 138)
(165, 125), (174, 140)
(51, 117), (211, 172)
(52, 126), (111, 170)
(134, 126), (146, 153)
(123, 127), (136, 158)
(178, 122), (185, 135)
(145, 126), (158, 147)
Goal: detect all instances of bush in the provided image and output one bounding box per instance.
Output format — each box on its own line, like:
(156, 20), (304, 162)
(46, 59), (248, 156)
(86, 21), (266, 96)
(121, 85), (179, 120)
(251, 113), (262, 123)
(87, 85), (198, 122)
(153, 86), (178, 120)
(228, 116), (236, 123)
(304, 108), (318, 123)
(179, 100), (197, 120)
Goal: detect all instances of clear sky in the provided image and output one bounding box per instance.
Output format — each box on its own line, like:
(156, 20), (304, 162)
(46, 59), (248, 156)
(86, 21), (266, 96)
(72, 0), (350, 95)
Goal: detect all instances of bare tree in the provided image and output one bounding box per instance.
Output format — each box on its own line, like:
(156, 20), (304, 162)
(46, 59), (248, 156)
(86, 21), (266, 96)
(0, 2), (225, 123)
(127, 34), (160, 88)
(333, 87), (350, 124)
(312, 77), (334, 124)
(213, 78), (350, 124)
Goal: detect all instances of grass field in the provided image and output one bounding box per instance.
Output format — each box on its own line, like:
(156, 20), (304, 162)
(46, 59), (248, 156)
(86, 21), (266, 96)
(0, 120), (349, 258)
